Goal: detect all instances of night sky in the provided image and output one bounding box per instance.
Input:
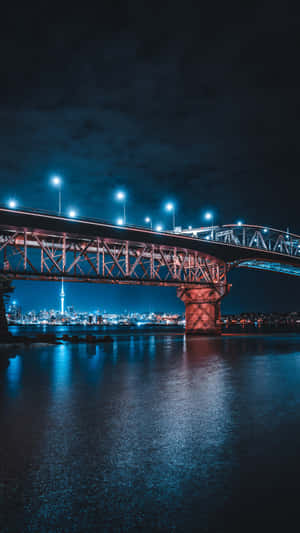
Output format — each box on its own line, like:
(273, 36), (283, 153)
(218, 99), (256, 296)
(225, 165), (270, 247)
(1, 3), (300, 313)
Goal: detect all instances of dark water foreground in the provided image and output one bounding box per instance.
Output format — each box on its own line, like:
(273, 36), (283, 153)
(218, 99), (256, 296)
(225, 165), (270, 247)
(1, 332), (300, 532)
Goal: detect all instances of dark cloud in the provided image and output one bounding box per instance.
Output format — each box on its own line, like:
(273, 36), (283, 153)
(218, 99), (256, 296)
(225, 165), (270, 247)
(0, 2), (300, 311)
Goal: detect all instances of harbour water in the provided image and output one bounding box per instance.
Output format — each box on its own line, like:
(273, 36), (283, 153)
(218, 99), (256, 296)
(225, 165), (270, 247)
(1, 329), (300, 531)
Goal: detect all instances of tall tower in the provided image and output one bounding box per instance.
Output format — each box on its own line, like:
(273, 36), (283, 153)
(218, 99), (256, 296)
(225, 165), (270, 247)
(60, 279), (65, 315)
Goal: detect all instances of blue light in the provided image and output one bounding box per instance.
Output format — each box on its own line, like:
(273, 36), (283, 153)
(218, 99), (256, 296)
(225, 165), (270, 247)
(263, 228), (268, 233)
(8, 199), (17, 209)
(237, 221), (243, 226)
(204, 211), (213, 221)
(117, 217), (124, 226)
(51, 175), (61, 187)
(116, 191), (125, 201)
(68, 210), (76, 218)
(205, 235), (210, 240)
(165, 202), (174, 212)
(155, 224), (163, 232)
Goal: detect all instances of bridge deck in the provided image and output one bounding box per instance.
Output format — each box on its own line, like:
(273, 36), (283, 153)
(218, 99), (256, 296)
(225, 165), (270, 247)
(0, 208), (300, 273)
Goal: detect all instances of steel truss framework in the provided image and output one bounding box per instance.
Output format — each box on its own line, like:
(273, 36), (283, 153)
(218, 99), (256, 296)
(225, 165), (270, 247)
(178, 224), (300, 276)
(0, 227), (227, 287)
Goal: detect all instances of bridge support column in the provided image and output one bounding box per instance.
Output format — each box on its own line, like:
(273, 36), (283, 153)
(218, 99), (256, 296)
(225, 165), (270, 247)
(0, 277), (13, 341)
(177, 285), (229, 335)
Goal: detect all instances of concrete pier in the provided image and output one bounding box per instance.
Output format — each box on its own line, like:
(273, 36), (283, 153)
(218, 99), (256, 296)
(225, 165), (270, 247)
(177, 285), (229, 335)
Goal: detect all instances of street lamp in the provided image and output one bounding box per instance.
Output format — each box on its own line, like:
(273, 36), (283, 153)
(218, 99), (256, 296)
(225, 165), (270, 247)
(145, 216), (152, 229)
(51, 175), (62, 215)
(68, 209), (77, 218)
(155, 224), (163, 232)
(116, 217), (124, 226)
(165, 202), (176, 230)
(237, 220), (243, 226)
(8, 199), (17, 209)
(204, 211), (214, 239)
(115, 191), (126, 224)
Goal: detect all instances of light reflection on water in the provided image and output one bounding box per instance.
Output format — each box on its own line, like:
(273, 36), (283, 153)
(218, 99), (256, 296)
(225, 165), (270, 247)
(1, 333), (300, 531)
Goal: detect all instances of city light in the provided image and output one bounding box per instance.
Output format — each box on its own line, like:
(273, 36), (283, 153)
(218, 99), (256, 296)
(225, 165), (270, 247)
(263, 228), (268, 233)
(237, 221), (243, 226)
(155, 224), (163, 232)
(117, 217), (124, 225)
(68, 210), (76, 218)
(8, 199), (17, 209)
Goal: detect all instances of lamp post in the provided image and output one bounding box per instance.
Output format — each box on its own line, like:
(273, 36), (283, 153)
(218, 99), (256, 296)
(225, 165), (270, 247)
(165, 202), (175, 230)
(116, 191), (126, 224)
(204, 211), (214, 239)
(145, 216), (152, 229)
(51, 175), (62, 215)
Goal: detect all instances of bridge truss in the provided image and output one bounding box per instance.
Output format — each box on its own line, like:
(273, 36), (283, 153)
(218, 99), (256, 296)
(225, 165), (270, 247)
(0, 227), (227, 287)
(178, 224), (300, 276)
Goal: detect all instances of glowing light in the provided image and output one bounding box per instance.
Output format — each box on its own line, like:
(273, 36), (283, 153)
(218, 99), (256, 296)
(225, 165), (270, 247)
(188, 225), (192, 230)
(205, 235), (210, 240)
(117, 217), (124, 225)
(8, 200), (17, 209)
(145, 217), (151, 223)
(165, 202), (174, 212)
(237, 221), (243, 226)
(68, 210), (76, 218)
(116, 191), (125, 201)
(263, 228), (268, 233)
(52, 175), (61, 187)
(204, 211), (213, 221)
(155, 224), (163, 232)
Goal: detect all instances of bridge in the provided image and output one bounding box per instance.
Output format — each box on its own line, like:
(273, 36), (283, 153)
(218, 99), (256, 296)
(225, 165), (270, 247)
(0, 207), (299, 336)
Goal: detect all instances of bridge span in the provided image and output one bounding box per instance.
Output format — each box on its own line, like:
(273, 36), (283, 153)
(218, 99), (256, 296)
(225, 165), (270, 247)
(0, 207), (299, 336)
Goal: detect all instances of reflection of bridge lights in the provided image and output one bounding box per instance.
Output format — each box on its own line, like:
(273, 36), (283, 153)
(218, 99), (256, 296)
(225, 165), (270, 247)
(117, 217), (124, 225)
(8, 200), (17, 209)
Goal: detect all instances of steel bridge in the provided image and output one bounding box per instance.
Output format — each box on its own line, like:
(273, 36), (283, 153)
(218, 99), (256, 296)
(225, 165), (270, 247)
(0, 207), (299, 335)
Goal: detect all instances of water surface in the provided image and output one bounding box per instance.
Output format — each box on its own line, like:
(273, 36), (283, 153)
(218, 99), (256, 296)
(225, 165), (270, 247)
(1, 332), (300, 531)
